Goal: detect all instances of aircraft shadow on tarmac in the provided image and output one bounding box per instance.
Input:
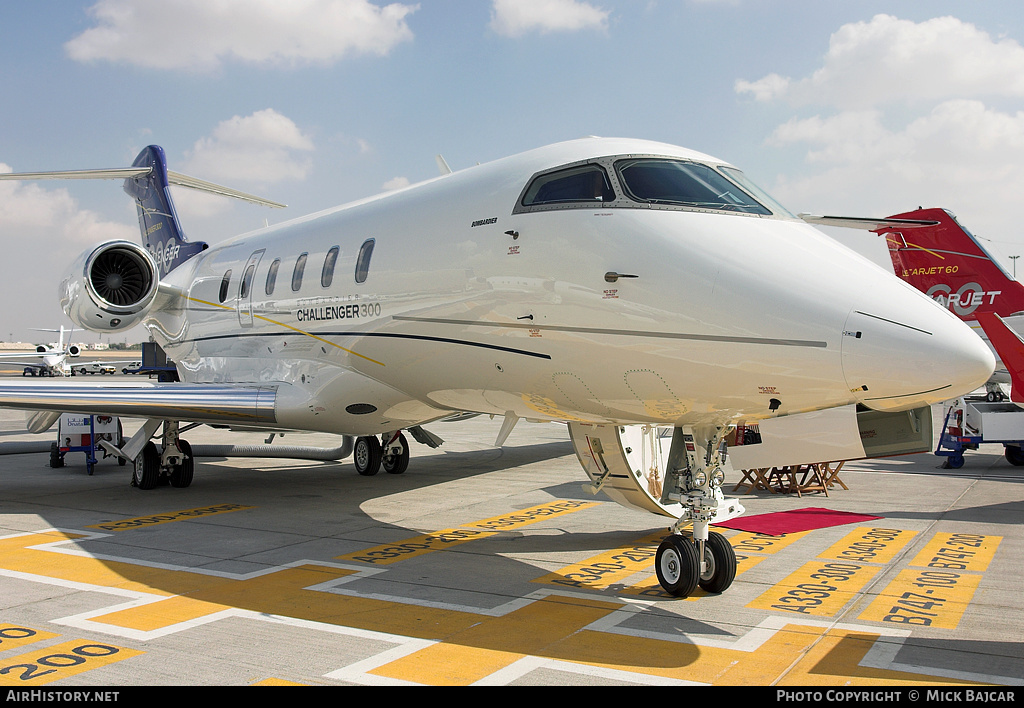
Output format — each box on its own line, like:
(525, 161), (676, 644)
(6, 431), (1024, 682)
(0, 435), (755, 669)
(876, 500), (1024, 526)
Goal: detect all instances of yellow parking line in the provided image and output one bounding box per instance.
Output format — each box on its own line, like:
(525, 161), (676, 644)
(0, 640), (141, 686)
(728, 530), (812, 555)
(0, 625), (58, 655)
(908, 533), (1001, 573)
(368, 595), (621, 685)
(0, 529), (997, 686)
(624, 552), (765, 600)
(461, 501), (600, 531)
(532, 531), (663, 591)
(86, 504), (255, 532)
(747, 560), (880, 616)
(858, 567), (983, 629)
(818, 527), (918, 565)
(338, 501), (599, 566)
(336, 528), (497, 565)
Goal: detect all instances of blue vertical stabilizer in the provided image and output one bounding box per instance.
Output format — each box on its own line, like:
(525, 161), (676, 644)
(123, 146), (207, 277)
(0, 144), (283, 277)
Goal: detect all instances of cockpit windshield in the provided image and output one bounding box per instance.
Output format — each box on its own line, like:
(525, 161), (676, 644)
(615, 159), (771, 214)
(514, 154), (795, 218)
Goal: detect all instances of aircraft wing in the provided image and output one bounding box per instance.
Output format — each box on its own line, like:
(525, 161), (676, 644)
(0, 380), (279, 426)
(0, 352), (50, 363)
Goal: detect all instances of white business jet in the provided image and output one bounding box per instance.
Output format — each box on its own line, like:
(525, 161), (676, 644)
(0, 326), (81, 376)
(0, 326), (139, 377)
(0, 138), (994, 596)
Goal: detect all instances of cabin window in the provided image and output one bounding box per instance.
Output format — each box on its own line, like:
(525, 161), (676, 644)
(219, 270), (232, 303)
(265, 258), (280, 296)
(322, 246), (340, 288)
(355, 239), (374, 284)
(615, 159), (771, 214)
(291, 253), (307, 292)
(521, 164), (614, 207)
(239, 263), (255, 299)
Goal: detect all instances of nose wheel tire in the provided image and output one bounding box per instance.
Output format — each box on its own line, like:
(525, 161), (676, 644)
(655, 535), (700, 597)
(697, 531), (737, 593)
(354, 436), (382, 476)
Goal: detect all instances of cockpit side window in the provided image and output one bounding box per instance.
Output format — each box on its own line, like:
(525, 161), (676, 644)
(718, 166), (795, 218)
(615, 159), (771, 215)
(521, 164), (614, 207)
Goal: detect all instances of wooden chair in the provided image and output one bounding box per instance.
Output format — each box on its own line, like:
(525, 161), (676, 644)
(732, 467), (771, 494)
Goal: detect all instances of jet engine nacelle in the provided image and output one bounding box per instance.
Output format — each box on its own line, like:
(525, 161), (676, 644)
(60, 240), (160, 333)
(68, 345), (80, 357)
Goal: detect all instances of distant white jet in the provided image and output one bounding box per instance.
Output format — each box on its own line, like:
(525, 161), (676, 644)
(0, 326), (82, 376)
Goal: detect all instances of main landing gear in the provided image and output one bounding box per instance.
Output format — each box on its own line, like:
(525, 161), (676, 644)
(569, 422), (744, 598)
(354, 431), (410, 476)
(130, 420), (193, 490)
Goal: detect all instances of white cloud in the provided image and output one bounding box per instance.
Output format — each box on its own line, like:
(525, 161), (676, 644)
(170, 109), (314, 218)
(382, 176), (410, 191)
(0, 167), (138, 336)
(737, 14), (1024, 109)
(490, 0), (608, 38)
(0, 168), (135, 247)
(182, 109), (315, 185)
(734, 73), (790, 103)
(65, 0), (419, 71)
(732, 14), (1024, 272)
(767, 100), (1024, 240)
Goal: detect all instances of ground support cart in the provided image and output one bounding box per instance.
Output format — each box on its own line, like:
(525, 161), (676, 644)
(49, 413), (125, 475)
(936, 396), (1024, 468)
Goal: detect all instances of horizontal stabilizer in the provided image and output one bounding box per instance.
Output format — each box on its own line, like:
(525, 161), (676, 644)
(0, 166), (286, 208)
(799, 213), (940, 230)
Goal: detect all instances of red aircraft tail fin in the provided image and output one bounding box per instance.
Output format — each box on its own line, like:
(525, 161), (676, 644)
(975, 313), (1024, 406)
(875, 208), (1024, 320)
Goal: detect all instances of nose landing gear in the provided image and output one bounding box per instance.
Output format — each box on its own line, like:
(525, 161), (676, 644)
(570, 421), (744, 597)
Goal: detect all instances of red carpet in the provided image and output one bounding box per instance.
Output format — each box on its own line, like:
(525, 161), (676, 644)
(712, 507), (883, 536)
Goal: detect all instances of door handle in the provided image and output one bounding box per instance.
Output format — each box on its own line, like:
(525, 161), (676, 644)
(604, 272), (639, 283)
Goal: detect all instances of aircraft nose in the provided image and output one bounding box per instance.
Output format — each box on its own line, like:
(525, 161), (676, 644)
(841, 286), (995, 412)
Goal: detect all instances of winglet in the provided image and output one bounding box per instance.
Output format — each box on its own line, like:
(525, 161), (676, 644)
(975, 313), (1024, 406)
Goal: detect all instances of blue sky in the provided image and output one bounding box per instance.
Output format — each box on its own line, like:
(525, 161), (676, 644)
(2, 0), (1024, 343)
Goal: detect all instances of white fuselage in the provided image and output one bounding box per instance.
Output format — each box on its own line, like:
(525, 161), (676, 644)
(143, 138), (993, 436)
